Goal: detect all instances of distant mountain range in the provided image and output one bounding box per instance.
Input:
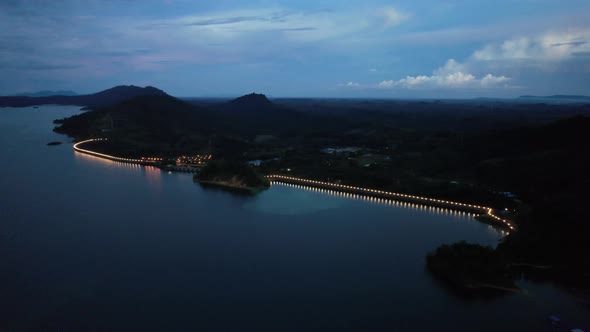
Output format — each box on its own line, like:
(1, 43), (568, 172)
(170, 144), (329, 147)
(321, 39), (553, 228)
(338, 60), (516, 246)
(12, 90), (78, 97)
(517, 95), (590, 103)
(0, 85), (168, 109)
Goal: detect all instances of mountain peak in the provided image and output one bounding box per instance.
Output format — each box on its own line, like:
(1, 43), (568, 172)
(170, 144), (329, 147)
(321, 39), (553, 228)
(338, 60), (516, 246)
(98, 85), (167, 96)
(230, 93), (272, 108)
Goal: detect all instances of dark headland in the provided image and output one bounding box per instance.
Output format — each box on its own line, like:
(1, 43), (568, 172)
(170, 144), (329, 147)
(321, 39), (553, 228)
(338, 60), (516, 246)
(194, 160), (270, 194)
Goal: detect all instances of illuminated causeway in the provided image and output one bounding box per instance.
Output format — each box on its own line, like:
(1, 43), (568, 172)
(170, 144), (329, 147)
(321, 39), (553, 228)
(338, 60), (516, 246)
(73, 138), (158, 165)
(73, 138), (515, 231)
(267, 175), (515, 231)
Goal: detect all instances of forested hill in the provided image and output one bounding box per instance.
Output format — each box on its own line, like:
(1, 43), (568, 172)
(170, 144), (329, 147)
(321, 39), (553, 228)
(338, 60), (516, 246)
(0, 85), (167, 109)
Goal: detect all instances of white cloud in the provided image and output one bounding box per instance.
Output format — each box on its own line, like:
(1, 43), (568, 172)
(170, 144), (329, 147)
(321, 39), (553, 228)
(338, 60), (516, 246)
(434, 59), (467, 76)
(472, 29), (590, 61)
(378, 80), (396, 88)
(378, 59), (509, 89)
(444, 72), (476, 85)
(339, 81), (361, 87)
(379, 6), (411, 27)
(368, 68), (378, 72)
(143, 6), (388, 46)
(480, 74), (510, 87)
(375, 28), (590, 92)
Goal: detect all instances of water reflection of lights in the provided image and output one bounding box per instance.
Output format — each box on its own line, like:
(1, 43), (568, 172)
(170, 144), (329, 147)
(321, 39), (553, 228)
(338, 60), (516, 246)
(74, 150), (143, 173)
(271, 181), (468, 216)
(271, 181), (507, 237)
(71, 139), (512, 234)
(269, 175), (515, 232)
(73, 138), (154, 164)
(144, 165), (162, 187)
(74, 138), (162, 165)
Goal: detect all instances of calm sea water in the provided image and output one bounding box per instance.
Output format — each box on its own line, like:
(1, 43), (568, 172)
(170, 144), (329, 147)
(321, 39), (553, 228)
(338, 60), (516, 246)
(0, 106), (588, 331)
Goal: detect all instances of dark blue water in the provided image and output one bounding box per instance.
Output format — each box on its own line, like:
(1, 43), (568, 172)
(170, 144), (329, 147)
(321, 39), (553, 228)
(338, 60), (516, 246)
(0, 106), (588, 331)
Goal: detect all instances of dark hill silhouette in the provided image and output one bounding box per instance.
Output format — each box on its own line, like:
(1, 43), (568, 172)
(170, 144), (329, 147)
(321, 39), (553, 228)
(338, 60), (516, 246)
(0, 85), (167, 109)
(228, 93), (274, 111)
(54, 94), (206, 138)
(210, 93), (351, 136)
(55, 90), (352, 156)
(466, 116), (590, 276)
(54, 93), (215, 156)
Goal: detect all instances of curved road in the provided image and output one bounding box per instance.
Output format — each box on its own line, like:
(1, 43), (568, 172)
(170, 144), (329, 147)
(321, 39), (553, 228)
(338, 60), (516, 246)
(73, 138), (515, 231)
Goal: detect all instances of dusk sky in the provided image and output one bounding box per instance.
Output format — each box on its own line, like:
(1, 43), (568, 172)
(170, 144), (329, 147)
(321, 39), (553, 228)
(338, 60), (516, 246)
(1, 0), (589, 98)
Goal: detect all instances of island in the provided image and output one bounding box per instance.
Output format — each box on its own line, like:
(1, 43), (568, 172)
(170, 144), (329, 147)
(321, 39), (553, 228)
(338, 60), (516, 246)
(426, 242), (516, 296)
(194, 160), (270, 194)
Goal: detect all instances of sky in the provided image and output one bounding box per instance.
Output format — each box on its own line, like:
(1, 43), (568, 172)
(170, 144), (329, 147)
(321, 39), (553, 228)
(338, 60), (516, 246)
(1, 0), (589, 98)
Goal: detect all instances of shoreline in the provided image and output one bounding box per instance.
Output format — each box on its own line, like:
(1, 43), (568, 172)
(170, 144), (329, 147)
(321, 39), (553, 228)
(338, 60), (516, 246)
(196, 180), (267, 195)
(268, 175), (514, 230)
(72, 138), (514, 231)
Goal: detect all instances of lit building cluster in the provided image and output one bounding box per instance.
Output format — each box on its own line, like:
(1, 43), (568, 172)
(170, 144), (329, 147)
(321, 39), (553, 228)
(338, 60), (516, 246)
(74, 139), (211, 167)
(141, 157), (163, 162)
(267, 175), (515, 231)
(176, 155), (212, 167)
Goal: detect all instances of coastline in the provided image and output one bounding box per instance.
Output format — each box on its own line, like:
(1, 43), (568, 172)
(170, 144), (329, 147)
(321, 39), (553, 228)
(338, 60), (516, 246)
(72, 137), (514, 231)
(268, 175), (514, 231)
(196, 180), (267, 195)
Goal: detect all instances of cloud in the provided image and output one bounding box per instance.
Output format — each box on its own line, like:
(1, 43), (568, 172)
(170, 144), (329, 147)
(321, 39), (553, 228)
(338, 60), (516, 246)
(97, 49), (154, 57)
(2, 1), (588, 96)
(434, 59), (467, 76)
(0, 59), (82, 71)
(142, 7), (374, 44)
(379, 6), (411, 27)
(0, 3), (386, 75)
(472, 29), (590, 61)
(378, 80), (395, 88)
(551, 41), (586, 47)
(480, 74), (510, 87)
(377, 59), (509, 89)
(373, 28), (590, 94)
(339, 82), (361, 87)
(184, 15), (269, 26)
(273, 27), (317, 32)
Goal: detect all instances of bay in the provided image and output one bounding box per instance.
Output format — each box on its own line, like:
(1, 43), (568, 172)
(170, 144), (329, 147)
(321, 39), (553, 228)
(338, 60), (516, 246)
(0, 106), (588, 331)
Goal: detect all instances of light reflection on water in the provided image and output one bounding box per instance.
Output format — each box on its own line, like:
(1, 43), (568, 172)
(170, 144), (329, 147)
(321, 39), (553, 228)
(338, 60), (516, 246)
(71, 152), (485, 228)
(74, 152), (164, 189)
(269, 182), (506, 238)
(144, 166), (162, 188)
(74, 150), (143, 173)
(69, 153), (507, 239)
